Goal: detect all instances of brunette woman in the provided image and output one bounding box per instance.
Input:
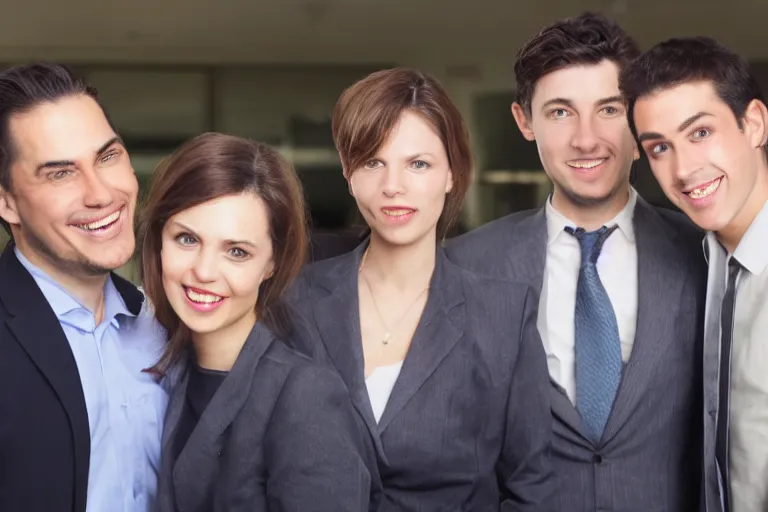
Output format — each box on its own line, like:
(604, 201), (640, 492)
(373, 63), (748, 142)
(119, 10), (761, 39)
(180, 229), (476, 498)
(139, 132), (375, 512)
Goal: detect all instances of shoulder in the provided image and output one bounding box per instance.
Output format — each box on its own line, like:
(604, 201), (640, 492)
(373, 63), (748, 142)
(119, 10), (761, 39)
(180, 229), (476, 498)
(448, 260), (536, 315)
(642, 204), (706, 258)
(447, 209), (538, 250)
(264, 341), (348, 403)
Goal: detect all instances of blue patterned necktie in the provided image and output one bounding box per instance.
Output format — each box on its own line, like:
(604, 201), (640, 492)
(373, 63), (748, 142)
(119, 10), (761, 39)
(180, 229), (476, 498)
(566, 224), (622, 444)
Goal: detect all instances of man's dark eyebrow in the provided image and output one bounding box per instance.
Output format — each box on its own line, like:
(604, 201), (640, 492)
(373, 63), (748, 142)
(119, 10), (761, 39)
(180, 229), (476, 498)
(637, 112), (714, 144)
(677, 112), (712, 132)
(597, 95), (624, 106)
(541, 98), (575, 110)
(36, 136), (124, 177)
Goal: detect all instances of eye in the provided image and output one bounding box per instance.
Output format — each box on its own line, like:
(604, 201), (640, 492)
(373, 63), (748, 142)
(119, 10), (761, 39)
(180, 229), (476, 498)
(175, 233), (197, 246)
(692, 128), (711, 140)
(228, 247), (249, 259)
(363, 159), (382, 170)
(100, 150), (119, 163)
(410, 160), (430, 171)
(650, 142), (669, 155)
(601, 105), (621, 116)
(548, 108), (569, 119)
(48, 169), (73, 181)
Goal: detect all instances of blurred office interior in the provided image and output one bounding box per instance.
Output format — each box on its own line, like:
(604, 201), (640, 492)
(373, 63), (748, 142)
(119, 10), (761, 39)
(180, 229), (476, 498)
(0, 0), (766, 280)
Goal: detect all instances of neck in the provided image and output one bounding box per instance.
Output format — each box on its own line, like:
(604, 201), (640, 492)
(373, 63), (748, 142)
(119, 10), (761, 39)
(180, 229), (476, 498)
(717, 166), (768, 254)
(192, 309), (256, 371)
(361, 230), (437, 291)
(15, 243), (109, 323)
(552, 184), (631, 231)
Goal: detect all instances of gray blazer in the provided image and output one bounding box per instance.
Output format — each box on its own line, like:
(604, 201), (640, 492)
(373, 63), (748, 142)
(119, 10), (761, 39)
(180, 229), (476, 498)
(445, 196), (707, 512)
(289, 243), (556, 511)
(157, 321), (374, 512)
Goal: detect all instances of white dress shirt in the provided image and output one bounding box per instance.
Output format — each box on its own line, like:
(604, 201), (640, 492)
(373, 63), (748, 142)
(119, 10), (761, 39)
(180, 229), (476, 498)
(704, 199), (768, 512)
(537, 188), (639, 404)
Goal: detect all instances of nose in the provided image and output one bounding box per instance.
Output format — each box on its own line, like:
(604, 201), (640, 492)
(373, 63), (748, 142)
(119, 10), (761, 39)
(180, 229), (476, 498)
(381, 166), (405, 197)
(82, 168), (113, 208)
(570, 116), (600, 153)
(672, 144), (702, 184)
(192, 249), (218, 283)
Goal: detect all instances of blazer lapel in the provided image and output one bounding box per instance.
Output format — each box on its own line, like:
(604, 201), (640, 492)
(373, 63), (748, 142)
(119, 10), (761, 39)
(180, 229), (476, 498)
(172, 322), (274, 512)
(310, 243), (380, 438)
(0, 244), (91, 512)
(508, 208), (589, 438)
(377, 249), (465, 433)
(601, 198), (687, 444)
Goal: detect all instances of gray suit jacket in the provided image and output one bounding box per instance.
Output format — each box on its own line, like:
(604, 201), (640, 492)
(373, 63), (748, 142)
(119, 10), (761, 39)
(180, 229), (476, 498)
(157, 321), (374, 512)
(445, 197), (707, 512)
(288, 243), (556, 511)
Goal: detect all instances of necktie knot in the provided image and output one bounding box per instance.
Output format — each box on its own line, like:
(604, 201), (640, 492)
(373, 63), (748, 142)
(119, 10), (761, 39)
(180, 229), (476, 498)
(566, 225), (618, 266)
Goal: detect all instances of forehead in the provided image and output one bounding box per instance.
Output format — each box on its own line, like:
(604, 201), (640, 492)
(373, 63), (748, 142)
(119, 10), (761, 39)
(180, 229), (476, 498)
(530, 60), (621, 108)
(9, 94), (116, 166)
(633, 81), (732, 134)
(168, 193), (271, 241)
(378, 110), (445, 155)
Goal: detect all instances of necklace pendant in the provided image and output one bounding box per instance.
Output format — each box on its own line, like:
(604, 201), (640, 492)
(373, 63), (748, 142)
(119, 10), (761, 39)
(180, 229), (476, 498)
(382, 332), (391, 345)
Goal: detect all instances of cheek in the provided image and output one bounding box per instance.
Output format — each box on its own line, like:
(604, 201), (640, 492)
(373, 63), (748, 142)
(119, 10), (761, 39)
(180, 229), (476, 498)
(160, 245), (190, 288)
(224, 261), (271, 300)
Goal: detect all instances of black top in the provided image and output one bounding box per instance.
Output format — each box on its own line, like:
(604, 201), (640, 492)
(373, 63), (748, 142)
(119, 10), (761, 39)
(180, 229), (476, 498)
(172, 364), (229, 465)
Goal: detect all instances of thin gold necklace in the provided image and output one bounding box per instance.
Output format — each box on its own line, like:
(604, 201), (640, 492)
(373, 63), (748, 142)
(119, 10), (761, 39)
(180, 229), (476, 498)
(359, 247), (429, 345)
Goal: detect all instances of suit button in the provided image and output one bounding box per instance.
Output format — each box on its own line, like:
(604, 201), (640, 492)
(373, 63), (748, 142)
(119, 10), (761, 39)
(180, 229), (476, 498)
(593, 454), (603, 464)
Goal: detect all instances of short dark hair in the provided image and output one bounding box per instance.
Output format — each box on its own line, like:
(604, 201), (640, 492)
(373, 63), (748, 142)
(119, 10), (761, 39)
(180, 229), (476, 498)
(514, 12), (640, 115)
(620, 36), (765, 136)
(139, 132), (309, 376)
(0, 62), (114, 235)
(332, 67), (473, 240)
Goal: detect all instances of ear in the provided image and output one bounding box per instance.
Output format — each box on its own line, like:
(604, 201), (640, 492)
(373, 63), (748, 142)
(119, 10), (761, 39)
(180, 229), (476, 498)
(511, 102), (536, 141)
(263, 259), (276, 281)
(342, 166), (356, 197)
(445, 170), (454, 194)
(633, 144), (640, 161)
(743, 98), (768, 149)
(0, 187), (20, 228)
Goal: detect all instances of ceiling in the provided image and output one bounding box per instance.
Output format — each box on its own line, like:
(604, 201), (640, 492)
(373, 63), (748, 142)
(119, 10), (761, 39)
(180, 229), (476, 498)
(0, 0), (765, 63)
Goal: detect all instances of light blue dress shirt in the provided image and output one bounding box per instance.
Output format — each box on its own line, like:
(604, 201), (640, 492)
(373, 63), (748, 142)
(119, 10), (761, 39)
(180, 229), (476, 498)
(15, 248), (169, 512)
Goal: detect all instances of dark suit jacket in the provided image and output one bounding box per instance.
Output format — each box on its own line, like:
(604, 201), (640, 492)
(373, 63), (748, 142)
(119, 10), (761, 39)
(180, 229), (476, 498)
(0, 243), (144, 512)
(289, 242), (556, 511)
(157, 320), (376, 512)
(445, 196), (707, 512)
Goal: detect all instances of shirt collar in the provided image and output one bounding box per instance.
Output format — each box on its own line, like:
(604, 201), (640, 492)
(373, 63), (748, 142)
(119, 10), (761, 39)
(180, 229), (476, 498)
(705, 199), (768, 275)
(14, 247), (134, 331)
(545, 186), (638, 246)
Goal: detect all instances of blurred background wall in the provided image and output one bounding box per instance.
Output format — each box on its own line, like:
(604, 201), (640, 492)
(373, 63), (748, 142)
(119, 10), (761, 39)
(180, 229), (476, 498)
(0, 0), (766, 280)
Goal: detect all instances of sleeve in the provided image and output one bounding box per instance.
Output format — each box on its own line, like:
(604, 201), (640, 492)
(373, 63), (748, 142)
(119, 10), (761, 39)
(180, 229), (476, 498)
(498, 286), (557, 512)
(264, 363), (377, 512)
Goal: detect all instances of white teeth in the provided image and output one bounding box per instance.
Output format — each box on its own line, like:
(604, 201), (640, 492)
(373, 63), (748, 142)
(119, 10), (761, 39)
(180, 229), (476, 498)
(569, 159), (606, 169)
(78, 210), (121, 231)
(383, 209), (412, 217)
(186, 288), (223, 304)
(688, 178), (721, 199)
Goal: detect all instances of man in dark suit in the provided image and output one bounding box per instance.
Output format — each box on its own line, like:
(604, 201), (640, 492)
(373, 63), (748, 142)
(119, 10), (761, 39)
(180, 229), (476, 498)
(446, 13), (707, 511)
(0, 64), (168, 511)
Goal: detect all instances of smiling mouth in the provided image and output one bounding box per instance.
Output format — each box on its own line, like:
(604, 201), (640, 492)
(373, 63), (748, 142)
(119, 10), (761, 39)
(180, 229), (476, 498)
(567, 158), (607, 169)
(382, 209), (414, 217)
(685, 177), (722, 199)
(74, 208), (122, 232)
(184, 286), (224, 304)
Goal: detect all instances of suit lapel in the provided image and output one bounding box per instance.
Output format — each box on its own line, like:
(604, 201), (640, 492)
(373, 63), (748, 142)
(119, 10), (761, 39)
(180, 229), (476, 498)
(506, 208), (590, 438)
(377, 249), (465, 433)
(0, 244), (91, 512)
(172, 322), (274, 512)
(601, 198), (687, 444)
(310, 243), (381, 439)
